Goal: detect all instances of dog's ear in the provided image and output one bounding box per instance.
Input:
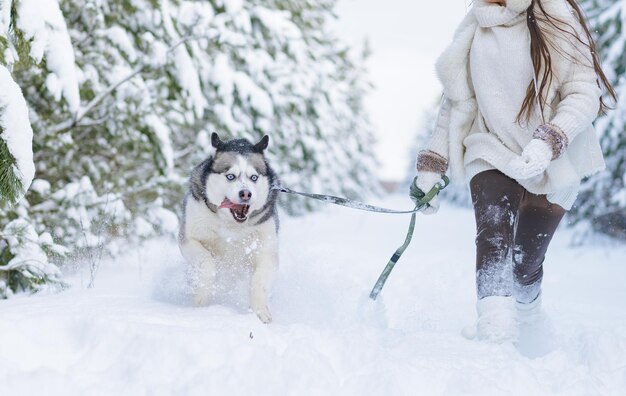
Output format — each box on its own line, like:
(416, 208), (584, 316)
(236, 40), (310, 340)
(211, 132), (223, 149)
(254, 135), (269, 152)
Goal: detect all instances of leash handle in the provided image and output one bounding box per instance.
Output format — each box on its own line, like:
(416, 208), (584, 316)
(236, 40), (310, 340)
(411, 175), (450, 209)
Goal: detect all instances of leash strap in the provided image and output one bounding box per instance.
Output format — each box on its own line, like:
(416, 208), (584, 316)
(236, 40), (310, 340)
(369, 175), (449, 300)
(274, 187), (426, 214)
(274, 176), (450, 301)
(369, 210), (417, 300)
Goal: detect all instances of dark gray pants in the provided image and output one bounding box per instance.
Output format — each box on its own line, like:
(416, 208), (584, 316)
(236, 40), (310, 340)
(470, 170), (566, 304)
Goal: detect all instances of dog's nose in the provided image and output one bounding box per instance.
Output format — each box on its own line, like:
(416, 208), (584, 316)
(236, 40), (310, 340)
(239, 189), (252, 202)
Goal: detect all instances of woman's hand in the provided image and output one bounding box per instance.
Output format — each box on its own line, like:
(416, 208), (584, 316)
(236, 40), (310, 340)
(412, 171), (444, 215)
(508, 139), (553, 180)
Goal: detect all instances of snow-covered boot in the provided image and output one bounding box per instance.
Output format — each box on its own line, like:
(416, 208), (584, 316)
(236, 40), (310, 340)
(516, 293), (544, 325)
(516, 294), (555, 358)
(463, 296), (517, 343)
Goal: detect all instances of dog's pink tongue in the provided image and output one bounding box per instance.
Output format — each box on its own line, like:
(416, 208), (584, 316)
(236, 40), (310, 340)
(219, 198), (239, 209)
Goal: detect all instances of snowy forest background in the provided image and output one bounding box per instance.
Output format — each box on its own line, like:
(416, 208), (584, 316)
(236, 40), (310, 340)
(0, 0), (625, 298)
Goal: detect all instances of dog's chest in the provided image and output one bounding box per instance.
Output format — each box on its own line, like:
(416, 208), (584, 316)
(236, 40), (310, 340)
(185, 198), (266, 259)
(202, 231), (262, 264)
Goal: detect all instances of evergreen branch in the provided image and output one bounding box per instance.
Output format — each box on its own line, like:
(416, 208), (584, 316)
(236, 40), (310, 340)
(0, 137), (24, 205)
(0, 259), (47, 271)
(28, 176), (172, 213)
(49, 63), (146, 134)
(75, 115), (113, 129)
(174, 145), (196, 159)
(49, 34), (219, 135)
(0, 232), (40, 245)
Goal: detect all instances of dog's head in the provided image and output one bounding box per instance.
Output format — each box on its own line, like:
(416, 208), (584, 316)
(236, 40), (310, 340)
(191, 133), (274, 224)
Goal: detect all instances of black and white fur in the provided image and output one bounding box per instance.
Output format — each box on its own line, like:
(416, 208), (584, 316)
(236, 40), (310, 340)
(179, 133), (279, 323)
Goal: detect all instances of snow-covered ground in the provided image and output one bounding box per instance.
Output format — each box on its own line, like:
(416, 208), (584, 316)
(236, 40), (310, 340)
(1, 194), (625, 395)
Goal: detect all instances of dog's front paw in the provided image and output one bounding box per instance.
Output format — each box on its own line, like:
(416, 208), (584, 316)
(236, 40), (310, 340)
(252, 305), (272, 324)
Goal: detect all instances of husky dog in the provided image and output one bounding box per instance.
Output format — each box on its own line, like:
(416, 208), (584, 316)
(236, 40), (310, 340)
(179, 133), (279, 323)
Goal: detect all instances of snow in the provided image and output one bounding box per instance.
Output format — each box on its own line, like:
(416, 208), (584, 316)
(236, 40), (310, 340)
(1, 219), (63, 298)
(144, 35), (169, 68)
(16, 0), (80, 112)
(253, 7), (301, 40)
(160, 0), (208, 117)
(222, 0), (244, 15)
(105, 26), (138, 62)
(0, 65), (35, 197)
(173, 44), (208, 117)
(0, 1), (9, 30)
(29, 179), (51, 195)
(210, 54), (236, 98)
(147, 204), (180, 235)
(145, 114), (174, 172)
(233, 71), (274, 117)
(0, 3), (17, 65)
(3, 220), (50, 272)
(178, 2), (214, 27)
(1, 195), (625, 394)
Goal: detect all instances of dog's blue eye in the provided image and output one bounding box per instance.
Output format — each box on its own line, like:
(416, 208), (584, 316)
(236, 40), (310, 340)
(250, 175), (258, 182)
(226, 174), (236, 181)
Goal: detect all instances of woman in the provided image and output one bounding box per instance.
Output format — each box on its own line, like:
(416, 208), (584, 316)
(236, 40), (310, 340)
(414, 0), (616, 343)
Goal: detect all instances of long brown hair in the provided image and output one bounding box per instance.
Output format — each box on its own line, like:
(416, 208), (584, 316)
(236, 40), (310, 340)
(517, 0), (617, 124)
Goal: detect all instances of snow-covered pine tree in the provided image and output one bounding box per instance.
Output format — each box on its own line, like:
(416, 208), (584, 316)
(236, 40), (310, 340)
(0, 0), (72, 296)
(572, 0), (626, 238)
(0, 0), (377, 296)
(167, 0), (378, 212)
(0, 0), (37, 204)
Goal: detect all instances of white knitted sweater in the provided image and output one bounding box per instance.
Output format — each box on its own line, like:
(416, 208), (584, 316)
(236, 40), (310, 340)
(424, 0), (605, 210)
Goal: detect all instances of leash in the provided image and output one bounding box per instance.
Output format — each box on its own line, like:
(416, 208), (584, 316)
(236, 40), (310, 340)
(274, 175), (450, 300)
(368, 175), (449, 300)
(275, 186), (430, 214)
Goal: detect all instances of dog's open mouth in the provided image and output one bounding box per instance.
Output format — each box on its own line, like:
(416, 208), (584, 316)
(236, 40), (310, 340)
(219, 199), (250, 223)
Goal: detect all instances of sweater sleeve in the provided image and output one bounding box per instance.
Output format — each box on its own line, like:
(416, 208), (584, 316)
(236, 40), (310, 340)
(425, 95), (451, 161)
(416, 96), (451, 175)
(545, 7), (602, 145)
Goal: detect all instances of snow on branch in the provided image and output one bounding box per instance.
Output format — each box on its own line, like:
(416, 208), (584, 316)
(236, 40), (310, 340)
(16, 0), (80, 112)
(50, 34), (219, 135)
(0, 65), (35, 204)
